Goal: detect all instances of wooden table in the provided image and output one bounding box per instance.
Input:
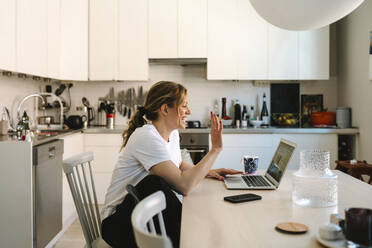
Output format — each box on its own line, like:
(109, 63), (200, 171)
(180, 170), (372, 248)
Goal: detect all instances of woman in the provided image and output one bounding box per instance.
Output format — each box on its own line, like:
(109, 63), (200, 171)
(101, 81), (241, 247)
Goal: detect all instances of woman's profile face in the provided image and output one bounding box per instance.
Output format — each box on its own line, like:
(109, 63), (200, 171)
(168, 95), (191, 130)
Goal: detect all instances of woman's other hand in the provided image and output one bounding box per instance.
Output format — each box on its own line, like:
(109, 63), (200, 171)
(207, 168), (243, 181)
(210, 111), (223, 152)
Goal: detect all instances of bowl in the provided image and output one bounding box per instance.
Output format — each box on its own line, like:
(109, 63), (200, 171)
(250, 119), (263, 128)
(222, 119), (233, 127)
(311, 112), (336, 126)
(271, 113), (299, 126)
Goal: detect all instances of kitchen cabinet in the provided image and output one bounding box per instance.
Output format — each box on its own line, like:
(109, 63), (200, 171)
(207, 0), (237, 80)
(178, 0), (207, 58)
(47, 0), (61, 79)
(149, 0), (207, 59)
(89, 0), (117, 80)
(268, 24), (299, 80)
(236, 0), (268, 80)
(118, 0), (148, 81)
(212, 134), (274, 171)
(213, 133), (338, 171)
(61, 132), (84, 229)
(84, 133), (122, 204)
(299, 26), (330, 80)
(12, 0), (88, 80)
(0, 142), (33, 248)
(59, 0), (88, 81)
(89, 0), (148, 81)
(149, 0), (178, 58)
(207, 0), (329, 80)
(0, 0), (16, 72)
(16, 0), (48, 77)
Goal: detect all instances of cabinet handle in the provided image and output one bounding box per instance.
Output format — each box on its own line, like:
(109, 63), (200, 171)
(49, 146), (56, 159)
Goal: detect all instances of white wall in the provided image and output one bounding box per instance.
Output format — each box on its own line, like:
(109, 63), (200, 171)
(0, 74), (42, 127)
(0, 64), (338, 128)
(337, 0), (372, 161)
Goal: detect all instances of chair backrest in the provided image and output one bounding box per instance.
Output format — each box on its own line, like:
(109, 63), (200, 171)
(131, 191), (173, 248)
(63, 151), (102, 248)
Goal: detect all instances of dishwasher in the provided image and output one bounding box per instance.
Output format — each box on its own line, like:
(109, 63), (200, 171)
(32, 139), (63, 248)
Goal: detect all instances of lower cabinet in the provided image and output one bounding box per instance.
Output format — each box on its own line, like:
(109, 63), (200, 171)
(84, 133), (122, 204)
(61, 132), (84, 229)
(211, 133), (338, 171)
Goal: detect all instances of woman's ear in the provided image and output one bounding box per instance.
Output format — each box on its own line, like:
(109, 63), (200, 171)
(159, 104), (169, 116)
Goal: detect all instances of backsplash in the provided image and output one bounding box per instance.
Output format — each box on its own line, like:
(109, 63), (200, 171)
(0, 65), (338, 127)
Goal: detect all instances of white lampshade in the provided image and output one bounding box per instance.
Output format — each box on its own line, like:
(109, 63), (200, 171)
(249, 0), (365, 30)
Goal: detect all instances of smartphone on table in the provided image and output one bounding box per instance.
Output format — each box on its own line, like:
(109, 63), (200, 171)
(224, 193), (262, 203)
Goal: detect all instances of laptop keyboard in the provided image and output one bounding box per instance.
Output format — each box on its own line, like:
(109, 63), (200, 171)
(242, 175), (271, 187)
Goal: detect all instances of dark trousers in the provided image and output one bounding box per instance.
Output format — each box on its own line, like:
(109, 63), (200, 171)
(101, 175), (182, 248)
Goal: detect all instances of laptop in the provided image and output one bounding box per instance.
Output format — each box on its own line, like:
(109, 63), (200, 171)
(224, 139), (296, 190)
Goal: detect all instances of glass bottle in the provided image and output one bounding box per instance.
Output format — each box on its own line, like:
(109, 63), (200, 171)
(242, 105), (248, 120)
(260, 93), (270, 127)
(249, 105), (255, 121)
(221, 97), (227, 119)
(234, 100), (241, 127)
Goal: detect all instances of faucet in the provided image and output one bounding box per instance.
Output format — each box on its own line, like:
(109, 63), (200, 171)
(17, 93), (64, 130)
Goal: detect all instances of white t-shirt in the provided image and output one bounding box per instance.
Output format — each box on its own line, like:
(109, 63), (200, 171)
(101, 124), (182, 220)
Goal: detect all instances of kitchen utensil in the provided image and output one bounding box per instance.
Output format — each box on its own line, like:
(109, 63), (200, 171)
(82, 97), (90, 107)
(65, 115), (85, 129)
(311, 112), (336, 126)
(336, 107), (351, 128)
(38, 116), (54, 125)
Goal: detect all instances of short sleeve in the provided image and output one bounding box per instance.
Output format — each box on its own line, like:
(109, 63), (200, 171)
(130, 130), (172, 171)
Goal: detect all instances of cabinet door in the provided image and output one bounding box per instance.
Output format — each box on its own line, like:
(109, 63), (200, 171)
(62, 133), (84, 228)
(118, 0), (148, 81)
(47, 0), (60, 79)
(149, 0), (178, 58)
(17, 0), (48, 77)
(212, 134), (274, 171)
(299, 26), (329, 80)
(272, 134), (338, 170)
(207, 0), (237, 80)
(268, 25), (298, 80)
(178, 0), (207, 58)
(237, 0), (268, 80)
(0, 0), (16, 71)
(60, 0), (88, 80)
(89, 0), (117, 81)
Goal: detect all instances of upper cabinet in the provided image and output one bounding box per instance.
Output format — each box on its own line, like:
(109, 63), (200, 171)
(17, 0), (48, 77)
(118, 0), (148, 81)
(89, 0), (117, 81)
(0, 0), (16, 72)
(178, 0), (207, 58)
(207, 0), (329, 80)
(149, 0), (207, 59)
(268, 24), (299, 80)
(59, 0), (88, 81)
(207, 0), (237, 80)
(299, 26), (330, 80)
(89, 0), (148, 81)
(0, 0), (328, 81)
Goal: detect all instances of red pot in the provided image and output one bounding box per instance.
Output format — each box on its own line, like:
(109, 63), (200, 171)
(311, 112), (336, 126)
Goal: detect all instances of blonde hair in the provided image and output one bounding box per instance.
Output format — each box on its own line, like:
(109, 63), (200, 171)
(121, 81), (187, 150)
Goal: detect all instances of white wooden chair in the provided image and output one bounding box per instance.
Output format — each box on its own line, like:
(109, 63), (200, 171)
(63, 151), (111, 248)
(131, 191), (173, 248)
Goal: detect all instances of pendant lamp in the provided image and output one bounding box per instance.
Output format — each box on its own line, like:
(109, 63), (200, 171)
(249, 0), (365, 30)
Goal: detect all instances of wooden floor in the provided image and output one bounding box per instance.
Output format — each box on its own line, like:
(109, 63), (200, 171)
(53, 219), (85, 248)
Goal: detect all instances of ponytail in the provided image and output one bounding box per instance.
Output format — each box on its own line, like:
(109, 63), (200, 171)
(120, 81), (187, 151)
(121, 106), (147, 150)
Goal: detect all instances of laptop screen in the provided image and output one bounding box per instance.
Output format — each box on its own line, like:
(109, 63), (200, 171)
(266, 140), (296, 183)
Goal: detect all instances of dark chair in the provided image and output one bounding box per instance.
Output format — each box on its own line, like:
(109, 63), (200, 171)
(335, 160), (372, 185)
